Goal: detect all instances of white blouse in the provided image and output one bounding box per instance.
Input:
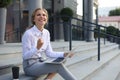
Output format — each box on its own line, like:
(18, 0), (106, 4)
(22, 25), (64, 60)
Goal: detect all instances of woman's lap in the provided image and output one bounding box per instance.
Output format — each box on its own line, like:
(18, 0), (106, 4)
(24, 62), (61, 76)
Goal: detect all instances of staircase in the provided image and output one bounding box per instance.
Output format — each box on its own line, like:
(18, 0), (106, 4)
(0, 40), (120, 80)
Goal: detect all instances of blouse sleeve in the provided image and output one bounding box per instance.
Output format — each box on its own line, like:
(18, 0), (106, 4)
(22, 31), (38, 60)
(45, 31), (64, 58)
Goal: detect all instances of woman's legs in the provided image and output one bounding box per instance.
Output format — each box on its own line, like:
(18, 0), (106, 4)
(44, 73), (56, 79)
(44, 60), (67, 80)
(57, 64), (77, 80)
(24, 62), (77, 80)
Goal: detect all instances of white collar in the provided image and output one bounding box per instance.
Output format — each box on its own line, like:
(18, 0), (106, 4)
(32, 25), (44, 37)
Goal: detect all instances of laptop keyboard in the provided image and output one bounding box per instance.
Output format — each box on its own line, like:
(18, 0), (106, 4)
(53, 58), (64, 62)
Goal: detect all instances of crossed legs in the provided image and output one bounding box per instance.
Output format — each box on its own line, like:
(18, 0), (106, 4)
(24, 62), (77, 80)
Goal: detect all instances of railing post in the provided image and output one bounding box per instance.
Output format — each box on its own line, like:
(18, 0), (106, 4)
(104, 27), (106, 45)
(119, 37), (120, 49)
(98, 25), (100, 61)
(119, 43), (120, 49)
(69, 19), (72, 51)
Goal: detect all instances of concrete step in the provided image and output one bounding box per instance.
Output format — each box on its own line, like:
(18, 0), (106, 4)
(52, 47), (120, 80)
(0, 41), (99, 66)
(0, 41), (116, 67)
(0, 64), (14, 76)
(115, 72), (120, 80)
(0, 41), (119, 80)
(89, 52), (120, 80)
(20, 43), (120, 80)
(66, 44), (119, 67)
(0, 44), (115, 78)
(74, 42), (117, 54)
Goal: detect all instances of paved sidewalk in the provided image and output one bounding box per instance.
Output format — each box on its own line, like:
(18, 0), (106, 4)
(0, 41), (88, 54)
(0, 43), (22, 55)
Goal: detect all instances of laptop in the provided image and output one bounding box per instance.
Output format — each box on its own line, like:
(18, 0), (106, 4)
(44, 46), (78, 64)
(44, 53), (71, 64)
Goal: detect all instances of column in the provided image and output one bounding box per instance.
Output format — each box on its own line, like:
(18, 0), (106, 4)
(87, 0), (94, 41)
(83, 0), (94, 42)
(0, 8), (6, 44)
(28, 0), (42, 26)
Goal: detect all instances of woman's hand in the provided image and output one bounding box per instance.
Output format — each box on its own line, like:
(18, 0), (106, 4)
(64, 51), (74, 58)
(37, 38), (44, 50)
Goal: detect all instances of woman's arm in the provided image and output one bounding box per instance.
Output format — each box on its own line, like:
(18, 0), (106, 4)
(22, 31), (38, 60)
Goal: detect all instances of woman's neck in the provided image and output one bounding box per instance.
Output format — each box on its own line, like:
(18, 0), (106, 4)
(36, 24), (44, 31)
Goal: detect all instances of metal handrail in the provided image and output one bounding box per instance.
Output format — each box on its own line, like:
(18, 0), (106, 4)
(5, 15), (120, 61)
(47, 15), (120, 61)
(71, 16), (120, 61)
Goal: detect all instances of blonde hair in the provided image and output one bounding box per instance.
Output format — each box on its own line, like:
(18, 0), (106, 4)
(31, 8), (48, 25)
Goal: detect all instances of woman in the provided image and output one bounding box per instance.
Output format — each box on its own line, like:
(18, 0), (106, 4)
(22, 8), (77, 80)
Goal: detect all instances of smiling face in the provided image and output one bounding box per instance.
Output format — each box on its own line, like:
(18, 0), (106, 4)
(32, 8), (48, 30)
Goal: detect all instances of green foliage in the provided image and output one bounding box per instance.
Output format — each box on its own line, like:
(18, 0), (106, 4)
(109, 8), (120, 16)
(60, 7), (73, 22)
(106, 26), (120, 42)
(94, 27), (105, 38)
(94, 26), (120, 41)
(0, 0), (12, 8)
(106, 26), (117, 36)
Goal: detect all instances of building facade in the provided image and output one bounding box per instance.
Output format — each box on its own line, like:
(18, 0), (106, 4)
(5, 0), (78, 42)
(5, 0), (98, 42)
(99, 16), (120, 30)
